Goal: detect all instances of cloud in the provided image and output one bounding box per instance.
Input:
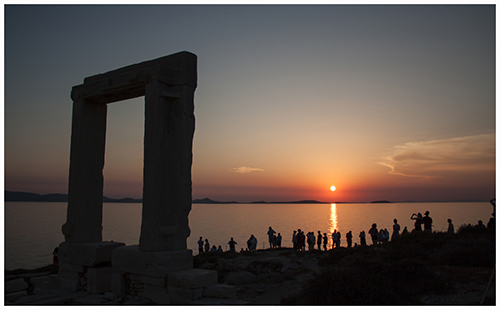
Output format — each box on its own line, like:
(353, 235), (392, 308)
(231, 166), (265, 173)
(379, 134), (495, 180)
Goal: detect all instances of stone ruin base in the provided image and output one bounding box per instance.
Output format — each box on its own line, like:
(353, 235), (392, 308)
(57, 241), (125, 293)
(44, 242), (238, 304)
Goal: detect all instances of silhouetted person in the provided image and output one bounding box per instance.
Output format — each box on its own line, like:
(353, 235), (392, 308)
(359, 231), (366, 246)
(332, 230), (339, 248)
(217, 245), (223, 252)
(392, 219), (400, 241)
(447, 219), (454, 234)
(382, 228), (389, 243)
(402, 226), (409, 235)
(346, 231), (353, 248)
(297, 229), (306, 251)
(337, 231), (342, 247)
(422, 211), (433, 232)
(323, 233), (328, 251)
(277, 233), (282, 247)
(476, 220), (487, 232)
(52, 247), (59, 267)
(250, 235), (257, 252)
(198, 237), (204, 254)
(487, 216), (495, 232)
(292, 230), (297, 251)
(369, 223), (378, 245)
(228, 237), (237, 252)
(411, 213), (423, 231)
(267, 226), (276, 249)
(308, 232), (316, 251)
(204, 239), (210, 252)
(210, 245), (217, 252)
(317, 231), (322, 250)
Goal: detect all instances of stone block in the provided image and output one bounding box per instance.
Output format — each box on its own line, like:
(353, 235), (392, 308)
(203, 284), (237, 300)
(87, 266), (113, 293)
(112, 245), (192, 278)
(30, 275), (61, 295)
(5, 278), (28, 293)
(129, 274), (166, 286)
(143, 283), (168, 295)
(167, 268), (217, 289)
(59, 262), (86, 272)
(168, 286), (203, 303)
(59, 277), (80, 292)
(59, 241), (125, 267)
(5, 290), (28, 303)
(111, 272), (127, 299)
(58, 268), (81, 280)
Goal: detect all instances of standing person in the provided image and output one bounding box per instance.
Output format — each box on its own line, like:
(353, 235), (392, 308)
(332, 230), (338, 248)
(292, 230), (297, 251)
(276, 233), (282, 248)
(337, 231), (342, 247)
(346, 231), (353, 248)
(392, 219), (401, 241)
(228, 237), (237, 252)
(447, 219), (455, 234)
(267, 227), (276, 249)
(250, 235), (258, 252)
(422, 211), (433, 233)
(359, 231), (366, 246)
(308, 232), (315, 251)
(204, 239), (210, 253)
(198, 237), (204, 254)
(411, 213), (423, 231)
(317, 231), (322, 250)
(369, 224), (379, 245)
(323, 233), (328, 251)
(297, 230), (306, 251)
(247, 236), (252, 251)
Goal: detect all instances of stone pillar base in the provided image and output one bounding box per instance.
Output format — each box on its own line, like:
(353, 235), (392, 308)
(57, 241), (125, 292)
(112, 245), (193, 277)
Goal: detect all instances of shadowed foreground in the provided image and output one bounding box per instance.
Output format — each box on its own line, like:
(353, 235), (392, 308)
(5, 224), (495, 305)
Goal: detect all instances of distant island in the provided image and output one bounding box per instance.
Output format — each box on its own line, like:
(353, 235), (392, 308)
(4, 191), (489, 204)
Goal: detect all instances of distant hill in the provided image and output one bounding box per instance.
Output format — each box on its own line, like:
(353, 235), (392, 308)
(252, 200), (327, 204)
(5, 191), (142, 203)
(371, 200), (393, 204)
(192, 197), (239, 204)
(5, 191), (239, 204)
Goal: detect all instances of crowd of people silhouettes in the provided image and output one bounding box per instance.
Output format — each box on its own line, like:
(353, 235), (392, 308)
(194, 207), (495, 254)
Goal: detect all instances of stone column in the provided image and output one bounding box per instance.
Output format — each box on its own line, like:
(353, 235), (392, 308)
(62, 98), (107, 243)
(139, 81), (195, 251)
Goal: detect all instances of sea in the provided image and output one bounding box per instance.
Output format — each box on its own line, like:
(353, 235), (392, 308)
(4, 201), (494, 271)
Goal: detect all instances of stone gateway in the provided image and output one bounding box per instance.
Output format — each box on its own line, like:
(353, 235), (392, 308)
(54, 52), (233, 304)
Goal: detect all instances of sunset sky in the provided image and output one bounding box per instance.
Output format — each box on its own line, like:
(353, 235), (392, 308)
(4, 5), (496, 203)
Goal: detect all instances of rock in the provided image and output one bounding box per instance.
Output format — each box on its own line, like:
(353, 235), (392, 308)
(5, 278), (28, 293)
(5, 290), (28, 303)
(225, 271), (257, 285)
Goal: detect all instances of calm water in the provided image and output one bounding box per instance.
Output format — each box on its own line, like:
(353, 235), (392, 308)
(4, 201), (494, 270)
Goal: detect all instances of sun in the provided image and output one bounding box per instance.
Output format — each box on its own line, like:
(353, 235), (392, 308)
(330, 185), (336, 192)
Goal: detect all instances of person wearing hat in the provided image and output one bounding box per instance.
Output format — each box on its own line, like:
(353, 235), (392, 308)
(422, 211), (433, 232)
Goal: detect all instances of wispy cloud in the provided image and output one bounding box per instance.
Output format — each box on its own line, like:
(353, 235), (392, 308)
(231, 166), (265, 173)
(379, 134), (495, 180)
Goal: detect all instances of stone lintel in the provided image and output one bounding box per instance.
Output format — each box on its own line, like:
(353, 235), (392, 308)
(71, 51), (197, 103)
(59, 241), (125, 267)
(112, 245), (192, 278)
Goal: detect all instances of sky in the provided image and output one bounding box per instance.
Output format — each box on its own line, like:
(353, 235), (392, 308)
(4, 4), (496, 203)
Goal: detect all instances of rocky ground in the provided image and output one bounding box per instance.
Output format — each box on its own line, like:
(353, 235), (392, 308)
(5, 246), (496, 305)
(195, 248), (495, 305)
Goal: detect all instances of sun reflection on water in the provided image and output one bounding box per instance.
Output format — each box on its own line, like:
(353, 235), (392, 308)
(328, 203), (338, 248)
